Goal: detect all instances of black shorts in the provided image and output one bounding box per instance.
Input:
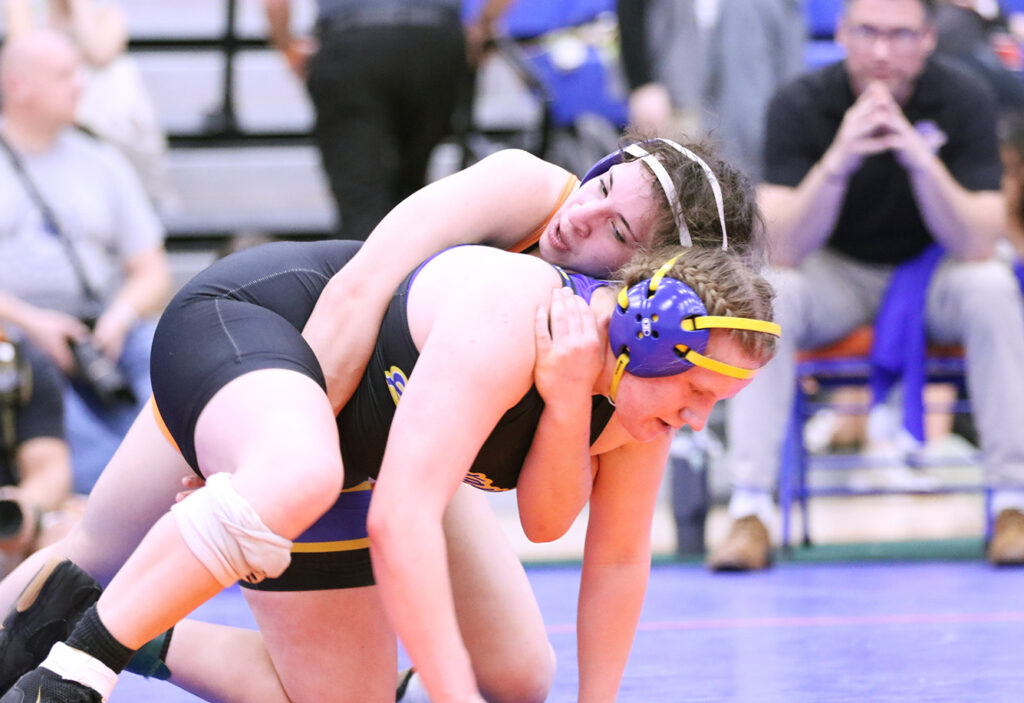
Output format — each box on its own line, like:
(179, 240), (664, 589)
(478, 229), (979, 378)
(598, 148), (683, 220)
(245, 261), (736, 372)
(150, 240), (375, 590)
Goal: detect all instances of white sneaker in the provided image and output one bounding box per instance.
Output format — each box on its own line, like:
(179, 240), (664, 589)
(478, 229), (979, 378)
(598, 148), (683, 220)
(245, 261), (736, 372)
(846, 463), (942, 492)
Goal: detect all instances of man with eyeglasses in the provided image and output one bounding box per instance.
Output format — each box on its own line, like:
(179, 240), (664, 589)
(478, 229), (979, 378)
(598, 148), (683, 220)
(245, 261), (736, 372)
(709, 0), (1024, 571)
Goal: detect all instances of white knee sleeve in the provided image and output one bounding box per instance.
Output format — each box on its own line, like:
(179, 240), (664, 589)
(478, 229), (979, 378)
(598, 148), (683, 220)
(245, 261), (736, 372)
(170, 472), (292, 586)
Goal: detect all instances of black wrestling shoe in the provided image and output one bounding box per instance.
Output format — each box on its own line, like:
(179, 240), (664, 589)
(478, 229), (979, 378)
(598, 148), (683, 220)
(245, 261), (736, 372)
(0, 558), (102, 692)
(0, 667), (101, 703)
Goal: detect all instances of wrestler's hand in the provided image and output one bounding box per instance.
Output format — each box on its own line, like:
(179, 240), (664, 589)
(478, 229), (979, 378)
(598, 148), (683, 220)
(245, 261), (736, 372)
(820, 81), (895, 181)
(175, 475), (206, 503)
(533, 287), (602, 403)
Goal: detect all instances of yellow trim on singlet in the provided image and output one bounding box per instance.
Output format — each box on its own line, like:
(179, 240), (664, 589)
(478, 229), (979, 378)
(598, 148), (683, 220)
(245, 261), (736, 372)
(342, 480), (374, 492)
(509, 172), (579, 253)
(289, 481), (374, 553)
(291, 537), (371, 553)
(151, 397), (182, 453)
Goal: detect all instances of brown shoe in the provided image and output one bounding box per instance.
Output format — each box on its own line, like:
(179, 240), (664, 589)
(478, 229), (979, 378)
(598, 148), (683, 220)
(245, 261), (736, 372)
(988, 508), (1024, 565)
(706, 515), (772, 572)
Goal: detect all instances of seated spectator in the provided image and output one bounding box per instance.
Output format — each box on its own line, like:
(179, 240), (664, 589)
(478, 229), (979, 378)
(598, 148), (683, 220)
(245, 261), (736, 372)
(616, 0), (704, 136)
(707, 0), (1024, 570)
(0, 29), (172, 494)
(5, 0), (176, 211)
(702, 0), (806, 182)
(1001, 117), (1024, 263)
(0, 330), (84, 576)
(934, 0), (1024, 115)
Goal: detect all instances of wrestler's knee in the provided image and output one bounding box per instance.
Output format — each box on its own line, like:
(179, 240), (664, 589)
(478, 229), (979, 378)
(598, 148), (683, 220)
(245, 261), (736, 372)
(238, 443), (344, 535)
(277, 450), (345, 525)
(476, 641), (555, 703)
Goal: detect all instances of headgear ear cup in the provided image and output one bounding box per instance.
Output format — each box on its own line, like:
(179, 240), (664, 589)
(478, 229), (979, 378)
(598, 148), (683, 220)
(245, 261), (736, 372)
(608, 278), (709, 377)
(606, 257), (781, 403)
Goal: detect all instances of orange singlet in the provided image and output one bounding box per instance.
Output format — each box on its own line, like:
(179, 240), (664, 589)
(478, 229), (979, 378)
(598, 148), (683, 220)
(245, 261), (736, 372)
(508, 171), (579, 254)
(152, 400), (181, 454)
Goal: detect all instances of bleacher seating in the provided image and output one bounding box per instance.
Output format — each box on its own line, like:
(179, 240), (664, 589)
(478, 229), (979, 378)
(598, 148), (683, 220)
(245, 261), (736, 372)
(805, 0), (842, 39)
(462, 0), (615, 40)
(119, 0), (334, 250)
(805, 38), (846, 69)
(2, 0), (861, 273)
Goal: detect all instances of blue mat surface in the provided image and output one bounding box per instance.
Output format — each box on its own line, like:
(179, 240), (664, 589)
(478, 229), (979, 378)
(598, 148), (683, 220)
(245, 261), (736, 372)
(111, 560), (1024, 702)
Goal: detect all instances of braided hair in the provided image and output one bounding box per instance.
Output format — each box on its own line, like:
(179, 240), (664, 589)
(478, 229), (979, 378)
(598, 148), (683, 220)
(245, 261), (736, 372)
(616, 246), (778, 365)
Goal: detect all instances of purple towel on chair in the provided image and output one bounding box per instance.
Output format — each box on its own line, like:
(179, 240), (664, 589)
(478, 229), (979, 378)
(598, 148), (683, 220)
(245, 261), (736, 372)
(869, 245), (945, 443)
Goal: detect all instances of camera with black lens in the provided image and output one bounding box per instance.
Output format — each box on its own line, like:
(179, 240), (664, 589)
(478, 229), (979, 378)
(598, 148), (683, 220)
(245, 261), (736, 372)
(0, 336), (33, 485)
(0, 498), (25, 540)
(0, 339), (30, 409)
(70, 318), (137, 407)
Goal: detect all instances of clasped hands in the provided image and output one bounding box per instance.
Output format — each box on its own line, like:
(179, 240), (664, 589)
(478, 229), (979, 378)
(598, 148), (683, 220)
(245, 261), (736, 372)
(822, 81), (938, 182)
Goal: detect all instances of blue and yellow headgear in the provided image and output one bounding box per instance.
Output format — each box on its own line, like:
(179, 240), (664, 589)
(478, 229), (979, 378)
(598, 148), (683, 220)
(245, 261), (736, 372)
(607, 256), (781, 402)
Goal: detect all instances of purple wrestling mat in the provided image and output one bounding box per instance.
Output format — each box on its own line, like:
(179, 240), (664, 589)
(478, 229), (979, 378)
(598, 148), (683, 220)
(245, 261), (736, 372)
(111, 560), (1024, 702)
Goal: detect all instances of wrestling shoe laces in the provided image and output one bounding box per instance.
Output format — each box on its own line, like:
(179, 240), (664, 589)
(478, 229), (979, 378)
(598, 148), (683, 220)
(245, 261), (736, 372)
(0, 559), (102, 693)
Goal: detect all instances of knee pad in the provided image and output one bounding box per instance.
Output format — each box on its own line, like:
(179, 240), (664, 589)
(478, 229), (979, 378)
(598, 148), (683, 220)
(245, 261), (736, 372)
(170, 473), (292, 587)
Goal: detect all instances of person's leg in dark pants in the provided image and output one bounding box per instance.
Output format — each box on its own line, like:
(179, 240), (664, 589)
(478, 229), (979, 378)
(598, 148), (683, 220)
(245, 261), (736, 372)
(393, 22), (467, 204)
(306, 21), (466, 241)
(306, 27), (396, 241)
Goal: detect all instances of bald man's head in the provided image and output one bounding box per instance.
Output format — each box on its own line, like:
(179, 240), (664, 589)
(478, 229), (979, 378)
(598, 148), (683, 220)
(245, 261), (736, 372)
(1, 29), (81, 130)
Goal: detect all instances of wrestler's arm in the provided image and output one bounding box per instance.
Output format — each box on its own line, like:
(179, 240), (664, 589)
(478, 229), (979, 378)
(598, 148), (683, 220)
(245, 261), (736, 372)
(576, 428), (671, 703)
(367, 251), (557, 702)
(303, 150), (572, 413)
(516, 287), (603, 542)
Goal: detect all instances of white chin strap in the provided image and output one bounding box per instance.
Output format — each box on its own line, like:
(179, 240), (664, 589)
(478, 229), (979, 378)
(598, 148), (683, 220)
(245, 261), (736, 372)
(624, 139), (729, 251)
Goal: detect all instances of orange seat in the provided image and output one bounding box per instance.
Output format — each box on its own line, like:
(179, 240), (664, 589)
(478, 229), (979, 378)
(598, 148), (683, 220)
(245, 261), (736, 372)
(797, 325), (963, 363)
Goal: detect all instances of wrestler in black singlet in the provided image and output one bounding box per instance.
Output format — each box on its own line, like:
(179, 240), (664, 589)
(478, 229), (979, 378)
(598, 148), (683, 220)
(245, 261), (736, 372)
(151, 240), (614, 590)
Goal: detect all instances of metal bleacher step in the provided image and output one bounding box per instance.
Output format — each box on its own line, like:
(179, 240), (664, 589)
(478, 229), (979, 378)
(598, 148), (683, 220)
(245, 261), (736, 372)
(135, 50), (315, 136)
(163, 145), (336, 238)
(123, 0), (317, 42)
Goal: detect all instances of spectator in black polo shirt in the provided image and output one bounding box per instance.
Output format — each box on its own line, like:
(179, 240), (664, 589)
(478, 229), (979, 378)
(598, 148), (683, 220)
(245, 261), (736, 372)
(707, 0), (1024, 570)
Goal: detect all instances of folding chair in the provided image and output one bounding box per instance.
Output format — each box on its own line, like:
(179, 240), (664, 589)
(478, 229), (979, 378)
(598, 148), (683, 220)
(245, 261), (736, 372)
(804, 0), (843, 39)
(777, 326), (989, 548)
(456, 0), (628, 172)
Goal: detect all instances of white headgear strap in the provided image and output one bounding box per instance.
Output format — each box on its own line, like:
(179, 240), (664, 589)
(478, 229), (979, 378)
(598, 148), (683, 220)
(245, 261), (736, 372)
(625, 139), (730, 251)
(623, 143), (692, 248)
